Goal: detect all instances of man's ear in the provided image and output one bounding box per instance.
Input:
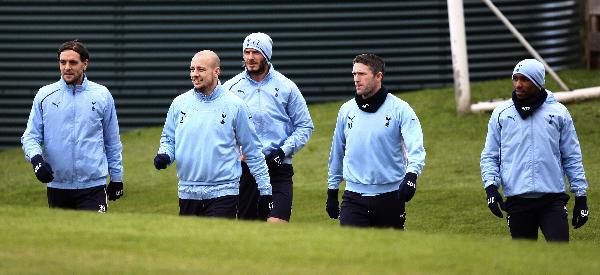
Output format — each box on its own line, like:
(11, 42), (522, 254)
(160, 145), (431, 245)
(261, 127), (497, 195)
(82, 59), (89, 72)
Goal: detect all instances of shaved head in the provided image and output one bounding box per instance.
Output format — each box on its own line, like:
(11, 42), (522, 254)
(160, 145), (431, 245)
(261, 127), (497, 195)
(192, 50), (220, 69)
(190, 50), (221, 94)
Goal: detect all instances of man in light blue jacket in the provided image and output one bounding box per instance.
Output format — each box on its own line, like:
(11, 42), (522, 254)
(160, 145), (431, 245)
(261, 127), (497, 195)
(480, 59), (589, 242)
(326, 54), (426, 229)
(154, 50), (272, 219)
(224, 33), (314, 223)
(21, 40), (124, 212)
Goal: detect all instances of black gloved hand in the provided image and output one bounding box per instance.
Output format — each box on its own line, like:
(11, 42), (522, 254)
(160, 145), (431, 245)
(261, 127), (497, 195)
(572, 196), (589, 229)
(106, 181), (123, 201)
(257, 195), (273, 221)
(30, 154), (54, 183)
(154, 153), (170, 170)
(398, 172), (417, 202)
(485, 185), (505, 218)
(265, 148), (285, 167)
(326, 189), (340, 219)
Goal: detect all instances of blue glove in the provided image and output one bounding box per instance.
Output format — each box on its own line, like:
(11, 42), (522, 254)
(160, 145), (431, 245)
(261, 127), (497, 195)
(107, 181), (124, 201)
(265, 148), (285, 167)
(398, 172), (417, 202)
(30, 154), (54, 183)
(572, 196), (589, 229)
(485, 185), (505, 218)
(326, 189), (340, 219)
(258, 195), (273, 220)
(154, 153), (170, 170)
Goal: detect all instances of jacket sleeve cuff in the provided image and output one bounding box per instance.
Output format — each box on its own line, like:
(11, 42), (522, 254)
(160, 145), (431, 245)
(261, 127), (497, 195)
(484, 181), (497, 188)
(258, 185), (272, 196)
(110, 174), (123, 183)
(256, 177), (273, 196)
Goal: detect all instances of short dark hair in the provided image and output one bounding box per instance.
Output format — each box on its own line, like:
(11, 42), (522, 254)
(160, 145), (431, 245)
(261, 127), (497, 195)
(353, 53), (385, 76)
(57, 40), (89, 61)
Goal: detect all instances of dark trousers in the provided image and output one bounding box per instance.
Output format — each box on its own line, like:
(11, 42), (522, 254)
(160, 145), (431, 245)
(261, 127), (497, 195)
(179, 195), (238, 218)
(47, 185), (107, 212)
(238, 162), (294, 221)
(505, 193), (570, 242)
(339, 190), (406, 229)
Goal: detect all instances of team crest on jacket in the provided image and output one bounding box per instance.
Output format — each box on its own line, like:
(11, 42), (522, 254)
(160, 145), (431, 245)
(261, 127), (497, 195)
(220, 112), (227, 124)
(91, 101), (96, 111)
(548, 114), (555, 124)
(385, 115), (391, 127)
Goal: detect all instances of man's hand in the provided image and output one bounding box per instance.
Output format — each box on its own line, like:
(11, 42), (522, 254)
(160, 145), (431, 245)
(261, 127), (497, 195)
(154, 153), (170, 170)
(265, 148), (285, 167)
(326, 189), (340, 219)
(485, 185), (505, 218)
(572, 196), (589, 229)
(398, 172), (417, 202)
(258, 195), (273, 221)
(107, 181), (124, 201)
(30, 154), (54, 183)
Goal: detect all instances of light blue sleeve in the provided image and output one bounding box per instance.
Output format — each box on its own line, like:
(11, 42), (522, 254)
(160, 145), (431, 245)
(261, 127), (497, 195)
(480, 111), (501, 188)
(400, 104), (426, 176)
(327, 107), (346, 190)
(102, 92), (123, 182)
(559, 110), (587, 196)
(281, 82), (314, 157)
(236, 103), (272, 195)
(21, 93), (44, 161)
(158, 100), (177, 163)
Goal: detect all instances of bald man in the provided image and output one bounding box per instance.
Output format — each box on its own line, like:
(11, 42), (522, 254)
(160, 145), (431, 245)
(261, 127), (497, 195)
(154, 50), (272, 218)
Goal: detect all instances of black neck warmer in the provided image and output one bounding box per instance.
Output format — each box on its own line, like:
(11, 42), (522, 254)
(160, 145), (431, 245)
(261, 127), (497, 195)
(512, 88), (548, 119)
(355, 86), (388, 113)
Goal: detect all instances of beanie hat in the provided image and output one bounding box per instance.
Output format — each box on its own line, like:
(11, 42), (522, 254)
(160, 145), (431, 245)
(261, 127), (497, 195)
(512, 59), (545, 89)
(243, 32), (273, 62)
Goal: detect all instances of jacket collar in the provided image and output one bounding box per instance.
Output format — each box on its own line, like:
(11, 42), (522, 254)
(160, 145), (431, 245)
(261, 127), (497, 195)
(60, 74), (88, 94)
(512, 88), (548, 119)
(355, 86), (389, 113)
(244, 64), (274, 85)
(194, 82), (224, 102)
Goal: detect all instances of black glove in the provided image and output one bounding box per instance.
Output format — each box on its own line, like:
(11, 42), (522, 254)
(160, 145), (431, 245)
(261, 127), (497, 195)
(572, 196), (589, 229)
(326, 189), (340, 219)
(485, 185), (505, 218)
(398, 172), (417, 202)
(265, 148), (285, 167)
(107, 181), (124, 201)
(30, 154), (54, 183)
(257, 195), (273, 220)
(154, 153), (170, 170)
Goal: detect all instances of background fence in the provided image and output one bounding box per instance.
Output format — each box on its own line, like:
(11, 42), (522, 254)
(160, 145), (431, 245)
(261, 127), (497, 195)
(0, 0), (582, 148)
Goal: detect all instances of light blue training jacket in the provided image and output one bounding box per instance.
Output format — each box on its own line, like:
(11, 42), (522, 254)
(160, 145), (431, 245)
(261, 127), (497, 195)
(223, 65), (314, 163)
(328, 94), (426, 195)
(158, 83), (271, 199)
(480, 91), (588, 197)
(21, 76), (123, 189)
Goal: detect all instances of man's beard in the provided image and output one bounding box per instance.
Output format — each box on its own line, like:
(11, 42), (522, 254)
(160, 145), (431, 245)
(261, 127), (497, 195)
(246, 60), (268, 75)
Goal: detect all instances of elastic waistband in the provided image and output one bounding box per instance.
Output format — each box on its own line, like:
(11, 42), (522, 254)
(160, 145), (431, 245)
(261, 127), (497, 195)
(345, 181), (400, 196)
(47, 177), (106, 189)
(178, 179), (239, 186)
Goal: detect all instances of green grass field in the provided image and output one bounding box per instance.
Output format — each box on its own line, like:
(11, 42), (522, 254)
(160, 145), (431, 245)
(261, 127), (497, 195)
(1, 69), (599, 274)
